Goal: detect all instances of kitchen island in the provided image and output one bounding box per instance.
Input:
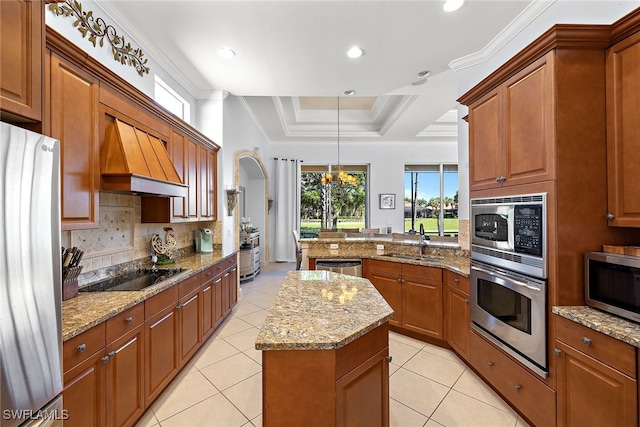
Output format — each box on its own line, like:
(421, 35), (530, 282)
(255, 270), (394, 427)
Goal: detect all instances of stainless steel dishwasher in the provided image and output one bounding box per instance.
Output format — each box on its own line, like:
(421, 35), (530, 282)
(315, 259), (362, 277)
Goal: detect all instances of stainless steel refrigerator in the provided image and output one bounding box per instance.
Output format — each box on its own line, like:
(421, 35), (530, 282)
(0, 122), (63, 426)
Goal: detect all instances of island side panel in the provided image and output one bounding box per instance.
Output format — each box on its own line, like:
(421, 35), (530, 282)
(262, 322), (390, 427)
(262, 349), (336, 427)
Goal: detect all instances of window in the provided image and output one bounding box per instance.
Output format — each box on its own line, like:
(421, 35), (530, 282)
(300, 164), (368, 238)
(154, 75), (191, 122)
(404, 164), (458, 237)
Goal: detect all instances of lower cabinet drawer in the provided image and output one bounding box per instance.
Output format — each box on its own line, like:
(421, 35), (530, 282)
(556, 315), (636, 378)
(470, 331), (555, 427)
(63, 324), (106, 372)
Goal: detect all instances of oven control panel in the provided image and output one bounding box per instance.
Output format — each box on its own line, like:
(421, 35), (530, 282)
(513, 205), (542, 256)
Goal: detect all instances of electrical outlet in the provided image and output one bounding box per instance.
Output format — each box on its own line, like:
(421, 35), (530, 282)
(376, 244), (384, 251)
(330, 243), (339, 250)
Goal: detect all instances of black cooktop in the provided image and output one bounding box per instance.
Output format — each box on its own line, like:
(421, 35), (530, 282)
(79, 268), (190, 292)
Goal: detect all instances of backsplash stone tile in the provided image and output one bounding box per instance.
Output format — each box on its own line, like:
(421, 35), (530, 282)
(61, 193), (218, 276)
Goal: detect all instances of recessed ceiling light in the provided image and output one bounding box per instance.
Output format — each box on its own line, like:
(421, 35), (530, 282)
(218, 48), (236, 58)
(343, 90), (356, 96)
(417, 70), (431, 78)
(347, 47), (364, 59)
(443, 0), (464, 12)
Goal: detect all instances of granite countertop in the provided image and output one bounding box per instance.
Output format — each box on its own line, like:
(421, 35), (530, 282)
(305, 239), (470, 277)
(255, 270), (394, 351)
(553, 306), (640, 348)
(62, 251), (234, 341)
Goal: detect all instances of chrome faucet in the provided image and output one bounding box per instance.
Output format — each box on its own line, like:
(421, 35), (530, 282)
(418, 223), (429, 258)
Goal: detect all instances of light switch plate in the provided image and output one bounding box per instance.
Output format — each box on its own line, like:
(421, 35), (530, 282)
(377, 244), (384, 255)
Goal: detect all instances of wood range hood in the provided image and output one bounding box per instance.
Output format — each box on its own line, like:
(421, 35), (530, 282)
(101, 118), (188, 198)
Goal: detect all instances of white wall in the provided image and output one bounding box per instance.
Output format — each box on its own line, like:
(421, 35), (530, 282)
(267, 140), (458, 234)
(222, 96), (271, 255)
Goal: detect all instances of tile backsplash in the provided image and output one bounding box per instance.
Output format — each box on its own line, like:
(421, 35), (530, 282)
(61, 193), (219, 274)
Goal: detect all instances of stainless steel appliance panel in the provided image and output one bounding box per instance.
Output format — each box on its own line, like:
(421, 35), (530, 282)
(470, 193), (547, 278)
(0, 123), (63, 426)
(585, 251), (640, 323)
(315, 259), (362, 277)
(470, 261), (547, 378)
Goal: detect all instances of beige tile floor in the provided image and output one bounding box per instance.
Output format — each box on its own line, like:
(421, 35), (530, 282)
(135, 262), (533, 427)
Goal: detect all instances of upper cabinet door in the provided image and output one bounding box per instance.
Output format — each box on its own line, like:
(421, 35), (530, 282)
(606, 32), (640, 227)
(0, 0), (43, 122)
(468, 88), (502, 191)
(49, 52), (100, 230)
(468, 52), (555, 192)
(502, 53), (555, 187)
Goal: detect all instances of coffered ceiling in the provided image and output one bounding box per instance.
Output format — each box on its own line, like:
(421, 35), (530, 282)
(98, 0), (539, 143)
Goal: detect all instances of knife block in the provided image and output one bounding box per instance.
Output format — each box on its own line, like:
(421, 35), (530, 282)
(62, 266), (82, 300)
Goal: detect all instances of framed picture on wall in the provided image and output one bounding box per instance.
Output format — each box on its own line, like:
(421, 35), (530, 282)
(379, 193), (395, 209)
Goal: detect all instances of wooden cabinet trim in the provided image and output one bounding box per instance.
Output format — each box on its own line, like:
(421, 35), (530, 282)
(458, 24), (611, 105)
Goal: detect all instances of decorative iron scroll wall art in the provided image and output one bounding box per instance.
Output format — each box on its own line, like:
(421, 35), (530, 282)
(49, 0), (150, 76)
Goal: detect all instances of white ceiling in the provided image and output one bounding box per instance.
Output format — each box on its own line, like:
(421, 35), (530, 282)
(99, 0), (537, 143)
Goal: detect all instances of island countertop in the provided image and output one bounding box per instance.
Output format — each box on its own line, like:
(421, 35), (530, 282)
(255, 270), (394, 351)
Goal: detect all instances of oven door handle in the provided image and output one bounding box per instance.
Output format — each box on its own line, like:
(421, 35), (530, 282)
(471, 265), (542, 293)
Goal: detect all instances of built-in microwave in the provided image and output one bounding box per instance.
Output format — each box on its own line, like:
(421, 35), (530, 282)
(470, 193), (547, 278)
(585, 252), (640, 323)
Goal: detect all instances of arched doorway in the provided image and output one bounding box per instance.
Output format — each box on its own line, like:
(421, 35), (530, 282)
(235, 150), (269, 262)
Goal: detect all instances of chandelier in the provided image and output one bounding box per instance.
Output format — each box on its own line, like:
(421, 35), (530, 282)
(321, 97), (356, 196)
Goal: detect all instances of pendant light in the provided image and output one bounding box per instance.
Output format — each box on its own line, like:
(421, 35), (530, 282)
(321, 97), (356, 196)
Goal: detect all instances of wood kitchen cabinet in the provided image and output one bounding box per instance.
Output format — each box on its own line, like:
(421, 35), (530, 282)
(48, 52), (101, 230)
(104, 324), (145, 427)
(63, 324), (106, 427)
(141, 130), (218, 223)
(144, 285), (180, 404)
(0, 0), (43, 122)
(606, 30), (640, 227)
(444, 270), (470, 361)
(467, 52), (555, 191)
(555, 316), (637, 427)
(263, 323), (389, 427)
(201, 265), (218, 340)
(366, 260), (443, 340)
(63, 303), (145, 427)
(199, 144), (217, 220)
(177, 275), (203, 365)
(470, 331), (556, 427)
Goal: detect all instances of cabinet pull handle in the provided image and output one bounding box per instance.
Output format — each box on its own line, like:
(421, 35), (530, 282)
(386, 355), (393, 363)
(487, 361), (494, 367)
(463, 299), (469, 304)
(582, 337), (592, 346)
(176, 304), (183, 310)
(107, 351), (115, 358)
(554, 348), (561, 356)
(77, 344), (86, 353)
(454, 278), (459, 283)
(101, 355), (110, 363)
(125, 316), (133, 324)
(606, 213), (614, 221)
(513, 384), (521, 391)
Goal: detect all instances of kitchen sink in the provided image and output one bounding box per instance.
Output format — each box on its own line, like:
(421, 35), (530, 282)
(80, 268), (190, 292)
(382, 254), (442, 263)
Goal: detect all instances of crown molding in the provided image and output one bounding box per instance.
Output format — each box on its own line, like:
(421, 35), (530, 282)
(449, 0), (555, 72)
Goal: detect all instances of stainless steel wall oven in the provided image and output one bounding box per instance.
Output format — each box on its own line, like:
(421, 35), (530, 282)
(470, 261), (548, 377)
(470, 193), (548, 378)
